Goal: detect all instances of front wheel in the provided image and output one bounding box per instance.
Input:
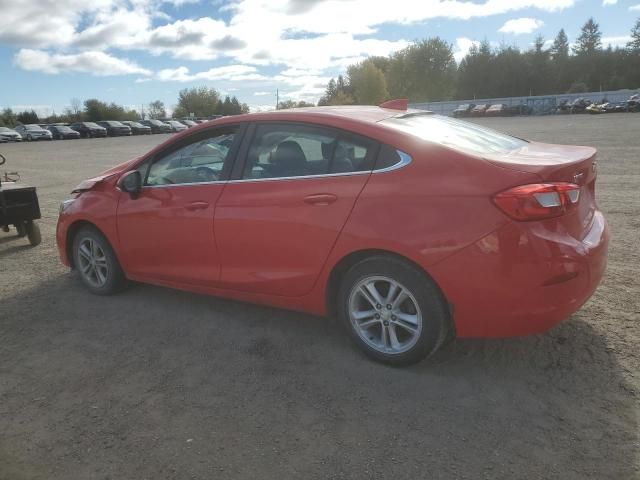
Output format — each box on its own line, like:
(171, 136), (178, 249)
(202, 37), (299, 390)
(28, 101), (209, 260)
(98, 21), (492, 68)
(338, 256), (450, 366)
(72, 227), (127, 295)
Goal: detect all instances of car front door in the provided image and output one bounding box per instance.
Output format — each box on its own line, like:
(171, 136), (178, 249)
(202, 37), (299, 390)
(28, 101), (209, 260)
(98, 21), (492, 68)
(116, 124), (243, 286)
(215, 122), (377, 297)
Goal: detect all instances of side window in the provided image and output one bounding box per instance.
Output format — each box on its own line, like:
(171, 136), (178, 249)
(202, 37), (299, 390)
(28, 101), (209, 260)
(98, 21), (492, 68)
(329, 135), (376, 173)
(243, 124), (336, 180)
(146, 127), (238, 186)
(374, 144), (407, 171)
(242, 124), (376, 180)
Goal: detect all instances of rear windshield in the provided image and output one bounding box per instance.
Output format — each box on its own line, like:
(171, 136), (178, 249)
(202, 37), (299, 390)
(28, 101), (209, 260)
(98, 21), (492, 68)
(381, 114), (527, 155)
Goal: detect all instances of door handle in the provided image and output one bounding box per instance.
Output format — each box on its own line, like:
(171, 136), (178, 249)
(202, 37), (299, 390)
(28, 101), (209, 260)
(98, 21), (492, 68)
(184, 201), (209, 211)
(304, 194), (337, 206)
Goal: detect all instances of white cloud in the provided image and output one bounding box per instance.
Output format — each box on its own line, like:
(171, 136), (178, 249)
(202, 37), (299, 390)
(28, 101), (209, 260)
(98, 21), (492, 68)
(253, 91), (272, 96)
(601, 35), (632, 48)
(630, 3), (640, 10)
(453, 37), (480, 62)
(156, 64), (266, 82)
(603, 0), (617, 5)
(14, 49), (152, 76)
(498, 17), (544, 35)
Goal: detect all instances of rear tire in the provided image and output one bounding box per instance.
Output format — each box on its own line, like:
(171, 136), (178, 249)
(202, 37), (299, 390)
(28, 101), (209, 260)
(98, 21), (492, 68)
(338, 256), (450, 366)
(72, 227), (127, 295)
(26, 221), (41, 246)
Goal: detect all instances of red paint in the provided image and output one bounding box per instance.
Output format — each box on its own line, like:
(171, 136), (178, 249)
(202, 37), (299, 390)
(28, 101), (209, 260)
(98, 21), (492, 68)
(56, 106), (609, 338)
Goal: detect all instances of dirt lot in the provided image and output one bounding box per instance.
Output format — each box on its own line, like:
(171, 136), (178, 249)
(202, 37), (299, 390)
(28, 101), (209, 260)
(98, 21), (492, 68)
(1, 115), (638, 479)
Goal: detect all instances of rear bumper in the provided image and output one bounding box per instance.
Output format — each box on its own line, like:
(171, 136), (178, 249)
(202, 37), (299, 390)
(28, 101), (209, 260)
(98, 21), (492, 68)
(430, 211), (609, 338)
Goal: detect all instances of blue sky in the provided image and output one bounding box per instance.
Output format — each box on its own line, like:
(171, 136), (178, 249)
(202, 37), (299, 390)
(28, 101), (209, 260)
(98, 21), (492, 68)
(0, 0), (638, 115)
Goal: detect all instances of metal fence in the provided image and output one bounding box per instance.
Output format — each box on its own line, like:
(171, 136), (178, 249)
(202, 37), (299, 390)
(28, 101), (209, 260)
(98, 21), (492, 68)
(410, 89), (639, 116)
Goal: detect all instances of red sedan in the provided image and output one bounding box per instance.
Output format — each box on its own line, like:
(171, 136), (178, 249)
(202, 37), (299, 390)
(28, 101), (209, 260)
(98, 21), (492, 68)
(56, 101), (609, 365)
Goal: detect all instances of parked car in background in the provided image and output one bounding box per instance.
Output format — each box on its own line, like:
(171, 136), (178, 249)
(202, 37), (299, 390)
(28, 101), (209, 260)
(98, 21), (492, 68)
(603, 102), (628, 113)
(15, 124), (52, 141)
(121, 121), (152, 135)
(0, 127), (22, 142)
(586, 103), (607, 115)
(96, 121), (132, 137)
(56, 102), (609, 365)
(69, 122), (108, 138)
(180, 119), (199, 128)
(166, 120), (188, 132)
(47, 125), (81, 140)
(452, 104), (475, 118)
(470, 104), (489, 117)
(141, 119), (172, 134)
(570, 98), (592, 114)
(627, 94), (640, 112)
(485, 104), (509, 117)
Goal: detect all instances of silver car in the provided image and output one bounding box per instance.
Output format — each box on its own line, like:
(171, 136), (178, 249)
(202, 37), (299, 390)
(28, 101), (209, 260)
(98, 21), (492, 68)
(0, 127), (22, 142)
(15, 124), (52, 141)
(166, 120), (188, 132)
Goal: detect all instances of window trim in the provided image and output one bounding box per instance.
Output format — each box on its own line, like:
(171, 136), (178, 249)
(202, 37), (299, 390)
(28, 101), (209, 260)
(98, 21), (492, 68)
(140, 123), (246, 188)
(231, 121), (383, 182)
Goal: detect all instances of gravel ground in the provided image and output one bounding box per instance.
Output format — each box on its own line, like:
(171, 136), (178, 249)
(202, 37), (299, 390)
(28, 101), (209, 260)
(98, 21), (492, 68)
(0, 116), (638, 480)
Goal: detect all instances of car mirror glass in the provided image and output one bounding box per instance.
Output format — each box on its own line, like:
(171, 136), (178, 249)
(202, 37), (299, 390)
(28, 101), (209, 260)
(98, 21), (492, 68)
(120, 171), (142, 198)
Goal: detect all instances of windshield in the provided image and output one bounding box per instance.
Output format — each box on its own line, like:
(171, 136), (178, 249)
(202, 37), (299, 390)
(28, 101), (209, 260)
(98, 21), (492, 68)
(85, 122), (100, 128)
(0, 127), (12, 132)
(382, 114), (527, 155)
(26, 125), (43, 131)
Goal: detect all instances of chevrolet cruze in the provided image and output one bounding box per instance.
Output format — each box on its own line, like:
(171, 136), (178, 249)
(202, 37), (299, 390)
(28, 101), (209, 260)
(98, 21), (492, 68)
(56, 101), (609, 365)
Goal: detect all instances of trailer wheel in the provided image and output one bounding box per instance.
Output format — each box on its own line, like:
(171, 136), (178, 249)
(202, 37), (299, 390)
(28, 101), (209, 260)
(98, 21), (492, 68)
(26, 221), (41, 246)
(15, 222), (27, 237)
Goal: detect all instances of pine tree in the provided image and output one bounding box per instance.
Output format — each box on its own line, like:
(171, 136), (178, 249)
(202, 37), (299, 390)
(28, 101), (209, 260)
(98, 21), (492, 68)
(551, 29), (569, 59)
(574, 18), (602, 55)
(628, 18), (640, 52)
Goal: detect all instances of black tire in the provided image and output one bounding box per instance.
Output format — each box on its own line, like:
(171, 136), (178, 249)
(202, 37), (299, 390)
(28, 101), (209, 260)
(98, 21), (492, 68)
(25, 221), (41, 246)
(72, 226), (127, 295)
(337, 256), (450, 366)
(15, 222), (27, 237)
(26, 134), (32, 141)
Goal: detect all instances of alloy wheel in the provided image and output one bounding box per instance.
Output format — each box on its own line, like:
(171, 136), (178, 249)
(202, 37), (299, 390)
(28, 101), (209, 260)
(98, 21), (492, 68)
(348, 275), (423, 355)
(77, 237), (109, 288)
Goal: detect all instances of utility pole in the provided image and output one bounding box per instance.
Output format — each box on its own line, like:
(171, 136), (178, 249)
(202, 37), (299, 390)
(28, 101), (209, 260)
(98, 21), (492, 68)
(276, 89), (279, 110)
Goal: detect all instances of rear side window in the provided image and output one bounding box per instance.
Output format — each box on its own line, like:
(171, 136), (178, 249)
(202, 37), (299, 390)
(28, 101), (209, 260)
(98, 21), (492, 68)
(242, 123), (376, 180)
(382, 114), (526, 155)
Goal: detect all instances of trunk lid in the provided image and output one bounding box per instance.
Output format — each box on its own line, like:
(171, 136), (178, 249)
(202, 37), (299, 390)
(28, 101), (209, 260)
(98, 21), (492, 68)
(485, 142), (598, 240)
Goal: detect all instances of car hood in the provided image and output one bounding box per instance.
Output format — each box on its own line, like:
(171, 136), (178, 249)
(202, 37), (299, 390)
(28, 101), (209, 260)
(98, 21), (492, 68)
(71, 157), (140, 192)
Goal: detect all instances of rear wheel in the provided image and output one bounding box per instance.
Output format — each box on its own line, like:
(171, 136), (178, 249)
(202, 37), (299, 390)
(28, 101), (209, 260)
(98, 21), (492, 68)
(338, 256), (449, 366)
(25, 221), (41, 246)
(72, 227), (127, 295)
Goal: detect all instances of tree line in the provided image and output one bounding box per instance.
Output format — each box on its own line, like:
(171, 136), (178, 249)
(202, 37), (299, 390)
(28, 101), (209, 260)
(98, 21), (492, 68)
(0, 87), (250, 127)
(319, 17), (640, 106)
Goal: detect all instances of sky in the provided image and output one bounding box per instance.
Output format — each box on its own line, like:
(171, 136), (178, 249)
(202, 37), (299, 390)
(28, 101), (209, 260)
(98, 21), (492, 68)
(0, 0), (638, 115)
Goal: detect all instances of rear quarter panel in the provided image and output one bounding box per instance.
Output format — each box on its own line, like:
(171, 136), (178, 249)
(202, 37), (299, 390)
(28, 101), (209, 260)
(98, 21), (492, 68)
(332, 141), (538, 270)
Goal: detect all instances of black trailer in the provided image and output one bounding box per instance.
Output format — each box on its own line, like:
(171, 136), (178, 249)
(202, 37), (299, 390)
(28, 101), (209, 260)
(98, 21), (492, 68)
(0, 153), (41, 246)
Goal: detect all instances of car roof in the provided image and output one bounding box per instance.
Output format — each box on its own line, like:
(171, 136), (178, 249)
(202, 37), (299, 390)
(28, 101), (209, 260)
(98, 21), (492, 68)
(141, 104), (436, 161)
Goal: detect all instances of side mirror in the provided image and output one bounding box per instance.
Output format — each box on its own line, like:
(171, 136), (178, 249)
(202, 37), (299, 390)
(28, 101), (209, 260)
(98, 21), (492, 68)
(120, 170), (142, 199)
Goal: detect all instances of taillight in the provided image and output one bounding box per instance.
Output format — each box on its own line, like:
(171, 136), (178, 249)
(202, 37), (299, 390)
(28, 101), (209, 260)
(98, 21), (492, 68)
(492, 183), (581, 221)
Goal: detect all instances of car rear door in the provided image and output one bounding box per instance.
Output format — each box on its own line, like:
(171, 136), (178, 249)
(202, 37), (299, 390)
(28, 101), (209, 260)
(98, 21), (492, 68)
(214, 122), (377, 297)
(116, 124), (244, 286)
